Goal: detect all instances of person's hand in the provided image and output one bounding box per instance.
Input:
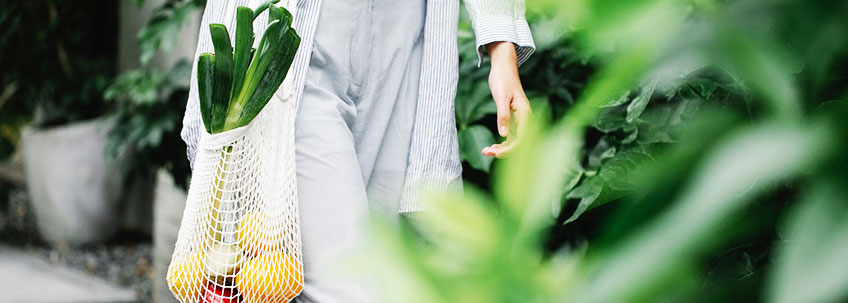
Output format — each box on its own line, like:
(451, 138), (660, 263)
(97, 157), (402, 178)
(481, 41), (532, 158)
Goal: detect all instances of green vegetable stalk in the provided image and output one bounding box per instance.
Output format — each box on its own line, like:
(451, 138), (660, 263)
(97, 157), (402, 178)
(197, 0), (301, 242)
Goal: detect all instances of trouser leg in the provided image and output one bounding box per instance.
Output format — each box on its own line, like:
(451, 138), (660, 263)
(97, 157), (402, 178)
(292, 0), (426, 301)
(293, 77), (372, 303)
(353, 0), (426, 218)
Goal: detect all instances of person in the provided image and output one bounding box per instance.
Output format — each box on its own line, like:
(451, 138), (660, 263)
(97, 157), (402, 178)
(181, 0), (535, 301)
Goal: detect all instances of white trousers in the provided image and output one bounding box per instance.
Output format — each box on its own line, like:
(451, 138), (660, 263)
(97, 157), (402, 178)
(292, 0), (426, 301)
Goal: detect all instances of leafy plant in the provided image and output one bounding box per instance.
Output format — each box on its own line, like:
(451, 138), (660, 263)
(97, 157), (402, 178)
(136, 0), (208, 65)
(104, 62), (193, 189)
(0, 0), (118, 159)
(366, 0), (848, 302)
(104, 0), (208, 187)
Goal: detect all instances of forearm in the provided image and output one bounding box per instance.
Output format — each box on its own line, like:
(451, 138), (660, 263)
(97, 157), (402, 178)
(486, 41), (520, 78)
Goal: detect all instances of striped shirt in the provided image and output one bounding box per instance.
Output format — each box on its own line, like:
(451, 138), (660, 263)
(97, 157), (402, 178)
(181, 0), (535, 213)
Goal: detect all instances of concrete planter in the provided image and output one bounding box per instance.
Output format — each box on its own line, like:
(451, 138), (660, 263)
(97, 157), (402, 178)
(21, 118), (123, 247)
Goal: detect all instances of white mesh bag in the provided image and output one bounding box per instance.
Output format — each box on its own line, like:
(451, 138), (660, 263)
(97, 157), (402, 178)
(167, 1), (303, 302)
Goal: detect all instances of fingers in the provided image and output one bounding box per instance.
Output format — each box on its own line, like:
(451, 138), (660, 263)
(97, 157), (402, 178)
(495, 95), (511, 137)
(483, 93), (531, 159)
(481, 138), (521, 158)
(512, 94), (532, 138)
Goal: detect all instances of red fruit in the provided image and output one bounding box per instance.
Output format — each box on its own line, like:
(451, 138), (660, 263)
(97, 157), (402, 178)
(203, 283), (241, 303)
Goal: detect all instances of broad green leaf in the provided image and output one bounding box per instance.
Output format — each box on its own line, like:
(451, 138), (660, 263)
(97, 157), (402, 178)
(564, 176), (603, 224)
(592, 107), (627, 133)
(686, 77), (717, 101)
(621, 127), (638, 144)
(458, 125), (495, 172)
(598, 150), (651, 192)
(587, 136), (615, 169)
(601, 90), (630, 108)
(455, 82), (496, 126)
(626, 81), (656, 123)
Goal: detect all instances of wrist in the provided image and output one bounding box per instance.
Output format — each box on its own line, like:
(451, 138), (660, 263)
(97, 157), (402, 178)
(486, 41), (518, 70)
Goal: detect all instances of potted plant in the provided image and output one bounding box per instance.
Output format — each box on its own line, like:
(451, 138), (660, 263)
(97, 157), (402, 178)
(106, 0), (204, 301)
(1, 1), (122, 246)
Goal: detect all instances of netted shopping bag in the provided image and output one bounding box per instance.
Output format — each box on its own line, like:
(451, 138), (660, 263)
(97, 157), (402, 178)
(167, 1), (303, 302)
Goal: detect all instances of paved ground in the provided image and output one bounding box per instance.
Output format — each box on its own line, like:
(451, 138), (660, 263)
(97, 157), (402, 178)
(0, 246), (136, 303)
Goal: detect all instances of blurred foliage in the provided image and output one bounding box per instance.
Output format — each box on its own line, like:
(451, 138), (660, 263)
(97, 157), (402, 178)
(373, 0), (848, 302)
(104, 62), (192, 189)
(103, 0), (205, 188)
(135, 0), (207, 65)
(0, 0), (118, 160)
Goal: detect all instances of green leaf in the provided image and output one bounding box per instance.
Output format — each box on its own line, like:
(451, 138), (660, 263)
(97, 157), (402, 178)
(496, 119), (583, 241)
(226, 19), (285, 129)
(268, 5), (282, 23)
(551, 168), (583, 218)
(137, 0), (203, 65)
(458, 125), (495, 172)
(626, 81), (656, 123)
(686, 78), (717, 101)
(230, 7), (254, 102)
(197, 53), (215, 133)
(767, 178), (848, 303)
(593, 107), (627, 133)
(455, 82), (496, 126)
(564, 176), (603, 224)
(587, 136), (615, 169)
(252, 0), (280, 20)
(598, 150), (651, 192)
(601, 90), (631, 108)
(208, 23), (234, 133)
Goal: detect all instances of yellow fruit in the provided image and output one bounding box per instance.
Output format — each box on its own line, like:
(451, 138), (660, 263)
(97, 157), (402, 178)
(236, 252), (304, 303)
(167, 252), (207, 302)
(238, 212), (284, 256)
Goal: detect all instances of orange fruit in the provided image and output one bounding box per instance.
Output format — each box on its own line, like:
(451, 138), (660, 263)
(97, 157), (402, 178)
(238, 212), (284, 256)
(167, 252), (206, 302)
(236, 252), (304, 303)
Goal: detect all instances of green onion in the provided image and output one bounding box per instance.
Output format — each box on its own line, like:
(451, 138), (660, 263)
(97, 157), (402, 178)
(197, 0), (300, 134)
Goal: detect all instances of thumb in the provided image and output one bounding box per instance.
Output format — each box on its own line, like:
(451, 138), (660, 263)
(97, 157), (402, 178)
(495, 96), (511, 137)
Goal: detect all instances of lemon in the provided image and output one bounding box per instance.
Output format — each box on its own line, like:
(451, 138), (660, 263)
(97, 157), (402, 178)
(236, 252), (304, 303)
(167, 252), (206, 302)
(238, 211), (284, 256)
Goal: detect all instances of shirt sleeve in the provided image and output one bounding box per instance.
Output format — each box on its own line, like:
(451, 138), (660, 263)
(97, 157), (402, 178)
(181, 0), (269, 168)
(462, 0), (536, 67)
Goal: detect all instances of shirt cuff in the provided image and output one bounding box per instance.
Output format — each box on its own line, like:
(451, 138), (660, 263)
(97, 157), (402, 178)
(472, 15), (536, 67)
